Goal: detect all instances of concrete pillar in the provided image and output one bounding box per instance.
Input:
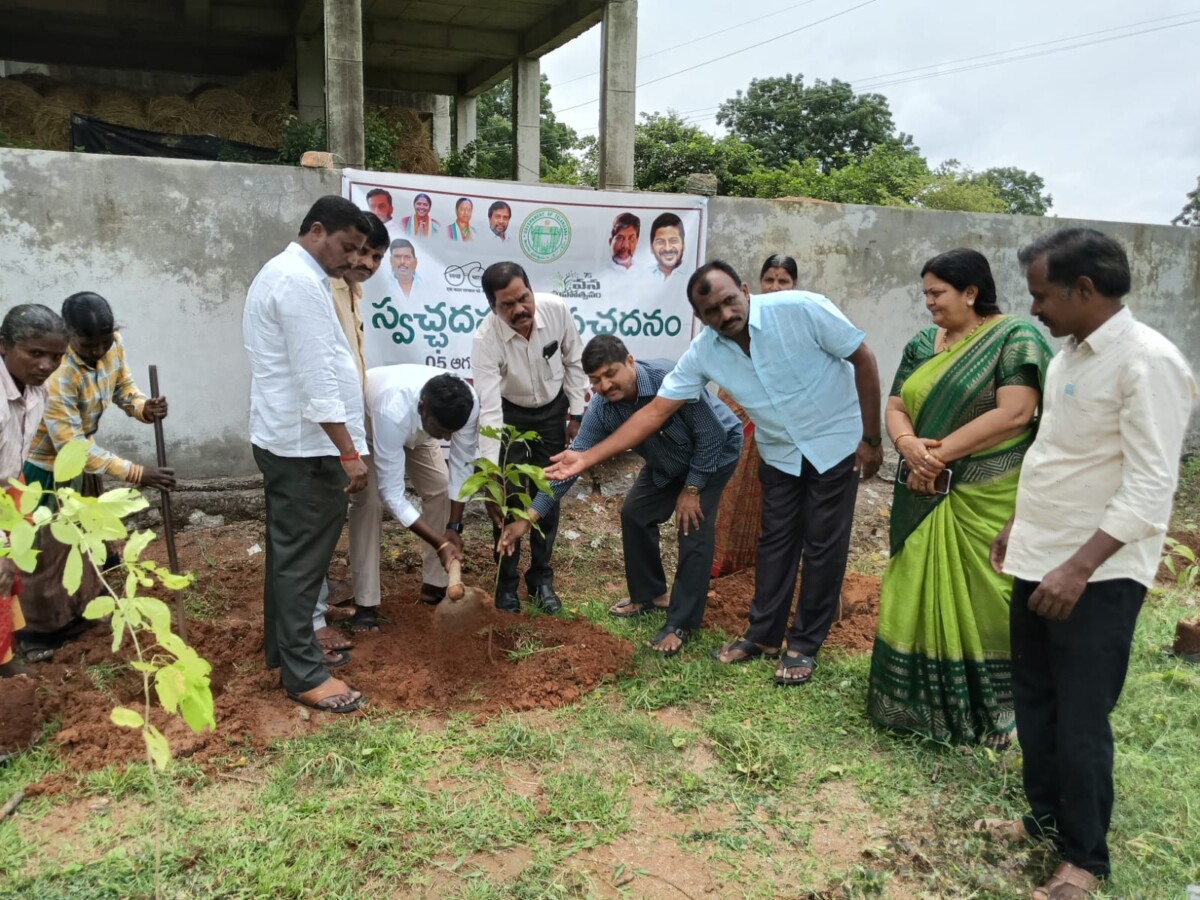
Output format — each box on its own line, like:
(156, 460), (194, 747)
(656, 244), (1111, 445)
(324, 0), (364, 168)
(431, 95), (452, 160)
(295, 34), (326, 124)
(598, 0), (637, 191)
(512, 57), (540, 183)
(454, 95), (478, 151)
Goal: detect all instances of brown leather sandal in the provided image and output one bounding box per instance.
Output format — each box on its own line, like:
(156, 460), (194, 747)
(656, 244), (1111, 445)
(1032, 861), (1098, 900)
(287, 677), (363, 714)
(315, 626), (353, 653)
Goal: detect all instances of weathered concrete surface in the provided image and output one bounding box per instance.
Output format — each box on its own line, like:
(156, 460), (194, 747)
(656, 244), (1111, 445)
(0, 147), (336, 476)
(708, 197), (1200, 448)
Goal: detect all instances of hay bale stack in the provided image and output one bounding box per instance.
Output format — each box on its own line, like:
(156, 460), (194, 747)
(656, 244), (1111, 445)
(393, 107), (441, 175)
(48, 84), (95, 115)
(237, 70), (293, 110)
(0, 80), (42, 117)
(193, 88), (252, 123)
(93, 92), (147, 129)
(7, 72), (58, 94)
(146, 94), (200, 135)
(31, 98), (71, 150)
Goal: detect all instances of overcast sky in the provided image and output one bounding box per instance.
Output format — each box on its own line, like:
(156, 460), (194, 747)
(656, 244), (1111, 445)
(540, 0), (1199, 226)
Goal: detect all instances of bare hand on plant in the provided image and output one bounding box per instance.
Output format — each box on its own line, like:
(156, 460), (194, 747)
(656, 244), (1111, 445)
(497, 519), (531, 555)
(485, 499), (505, 529)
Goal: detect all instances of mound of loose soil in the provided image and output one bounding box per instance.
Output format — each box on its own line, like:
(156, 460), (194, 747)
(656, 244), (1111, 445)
(0, 674), (40, 756)
(17, 522), (634, 788)
(703, 570), (882, 654)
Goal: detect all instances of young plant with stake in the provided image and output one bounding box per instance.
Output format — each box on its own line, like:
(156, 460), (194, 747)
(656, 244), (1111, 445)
(458, 424), (553, 633)
(0, 439), (214, 896)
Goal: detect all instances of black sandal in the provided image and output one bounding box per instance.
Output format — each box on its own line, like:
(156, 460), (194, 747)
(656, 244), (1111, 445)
(349, 606), (380, 633)
(609, 598), (666, 619)
(774, 653), (816, 686)
(648, 626), (688, 657)
(709, 637), (780, 665)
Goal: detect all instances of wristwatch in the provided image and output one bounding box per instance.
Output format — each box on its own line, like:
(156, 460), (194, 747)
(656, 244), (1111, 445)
(862, 435), (883, 448)
(569, 414), (583, 422)
(685, 485), (700, 496)
(447, 522), (463, 534)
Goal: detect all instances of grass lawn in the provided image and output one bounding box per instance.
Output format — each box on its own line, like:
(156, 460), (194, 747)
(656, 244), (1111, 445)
(1, 466), (1198, 898)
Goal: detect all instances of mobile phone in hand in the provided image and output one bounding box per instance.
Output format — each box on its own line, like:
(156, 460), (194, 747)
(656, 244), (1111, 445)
(897, 460), (952, 494)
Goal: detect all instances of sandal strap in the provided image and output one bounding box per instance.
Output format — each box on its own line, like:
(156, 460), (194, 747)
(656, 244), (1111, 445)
(1052, 862), (1098, 891)
(780, 654), (816, 670)
(652, 626), (687, 643)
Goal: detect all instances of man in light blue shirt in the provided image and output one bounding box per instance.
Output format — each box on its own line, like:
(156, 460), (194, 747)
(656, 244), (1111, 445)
(545, 260), (883, 686)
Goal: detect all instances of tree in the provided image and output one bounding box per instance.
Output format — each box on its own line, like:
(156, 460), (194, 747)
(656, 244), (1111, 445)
(976, 166), (1053, 216)
(1173, 177), (1200, 226)
(633, 112), (760, 194)
(717, 74), (912, 172)
(448, 76), (581, 182)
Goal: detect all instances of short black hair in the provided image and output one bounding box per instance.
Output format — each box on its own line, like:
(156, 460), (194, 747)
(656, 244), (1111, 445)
(455, 197), (472, 211)
(488, 200), (511, 219)
(481, 261), (531, 306)
(582, 335), (630, 374)
(0, 303), (67, 347)
(920, 248), (1001, 315)
(611, 212), (640, 238)
(413, 192), (432, 207)
(759, 254), (798, 282)
(365, 188), (392, 204)
(61, 291), (116, 337)
(421, 374), (474, 431)
(650, 212), (684, 242)
(299, 195), (370, 238)
(686, 260), (742, 307)
(1017, 227), (1131, 299)
(362, 212), (390, 251)
(390, 238), (415, 254)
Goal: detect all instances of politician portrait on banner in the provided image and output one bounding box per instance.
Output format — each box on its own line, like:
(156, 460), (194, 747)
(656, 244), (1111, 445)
(344, 171), (707, 377)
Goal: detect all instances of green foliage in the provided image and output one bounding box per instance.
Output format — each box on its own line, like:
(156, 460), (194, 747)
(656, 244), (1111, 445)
(633, 112), (759, 195)
(976, 166), (1053, 216)
(276, 112), (407, 172)
(450, 76), (581, 182)
(717, 74), (913, 173)
(1161, 536), (1199, 589)
(1173, 176), (1200, 226)
(0, 439), (212, 776)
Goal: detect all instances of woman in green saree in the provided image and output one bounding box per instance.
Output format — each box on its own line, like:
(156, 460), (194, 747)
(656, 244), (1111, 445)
(867, 249), (1051, 745)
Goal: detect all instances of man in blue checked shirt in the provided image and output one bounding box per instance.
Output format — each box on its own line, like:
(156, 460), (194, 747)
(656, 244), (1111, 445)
(498, 335), (742, 656)
(546, 261), (883, 687)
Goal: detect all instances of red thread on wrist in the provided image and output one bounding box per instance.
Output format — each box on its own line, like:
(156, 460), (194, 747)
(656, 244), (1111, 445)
(340, 451), (360, 462)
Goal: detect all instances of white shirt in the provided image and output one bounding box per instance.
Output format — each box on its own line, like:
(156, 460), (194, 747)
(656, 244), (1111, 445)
(608, 257), (637, 276)
(1005, 307), (1197, 587)
(471, 293), (587, 464)
(366, 364), (480, 528)
(244, 242), (367, 458)
(0, 362), (48, 481)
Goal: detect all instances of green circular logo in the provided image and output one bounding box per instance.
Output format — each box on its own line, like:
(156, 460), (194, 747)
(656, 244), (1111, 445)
(519, 208), (572, 263)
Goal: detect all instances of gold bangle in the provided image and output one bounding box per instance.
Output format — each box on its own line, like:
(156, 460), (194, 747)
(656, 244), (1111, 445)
(436, 541), (451, 552)
(891, 432), (916, 450)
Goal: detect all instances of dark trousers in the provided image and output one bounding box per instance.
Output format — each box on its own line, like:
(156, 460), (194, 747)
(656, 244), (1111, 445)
(744, 454), (857, 656)
(1010, 576), (1145, 877)
(621, 461), (736, 631)
(253, 446), (349, 694)
(493, 392), (568, 594)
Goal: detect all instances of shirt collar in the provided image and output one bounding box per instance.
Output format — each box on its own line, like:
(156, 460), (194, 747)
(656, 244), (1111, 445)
(712, 295), (760, 347)
(286, 241), (331, 285)
(501, 310), (542, 343)
(0, 361), (21, 403)
(1076, 305), (1133, 355)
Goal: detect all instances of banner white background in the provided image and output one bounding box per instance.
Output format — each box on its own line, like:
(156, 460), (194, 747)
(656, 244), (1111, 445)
(343, 171), (707, 376)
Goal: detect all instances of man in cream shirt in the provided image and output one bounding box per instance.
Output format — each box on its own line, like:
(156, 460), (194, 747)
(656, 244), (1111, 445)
(991, 228), (1196, 899)
(472, 261), (587, 614)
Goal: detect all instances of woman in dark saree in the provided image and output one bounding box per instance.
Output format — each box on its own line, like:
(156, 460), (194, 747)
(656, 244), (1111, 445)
(868, 249), (1051, 745)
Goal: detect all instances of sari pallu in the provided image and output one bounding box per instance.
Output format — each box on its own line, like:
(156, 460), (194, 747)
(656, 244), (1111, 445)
(867, 316), (1050, 744)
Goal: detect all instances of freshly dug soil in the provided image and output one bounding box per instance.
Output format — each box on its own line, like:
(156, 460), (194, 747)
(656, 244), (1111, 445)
(16, 522), (634, 788)
(0, 674), (40, 756)
(703, 570), (882, 654)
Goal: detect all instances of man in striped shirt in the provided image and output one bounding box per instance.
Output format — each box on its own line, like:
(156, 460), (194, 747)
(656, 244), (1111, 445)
(498, 335), (741, 656)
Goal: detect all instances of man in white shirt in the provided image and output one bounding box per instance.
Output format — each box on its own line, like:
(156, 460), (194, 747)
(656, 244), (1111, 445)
(243, 195), (371, 715)
(473, 261), (587, 614)
(367, 367), (478, 601)
(990, 228), (1197, 897)
(646, 213), (685, 285)
(390, 239), (425, 302)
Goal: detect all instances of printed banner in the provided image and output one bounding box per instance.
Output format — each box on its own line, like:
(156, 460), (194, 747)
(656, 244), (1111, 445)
(343, 170), (707, 375)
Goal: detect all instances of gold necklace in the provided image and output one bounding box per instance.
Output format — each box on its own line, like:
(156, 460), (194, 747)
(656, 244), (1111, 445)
(938, 317), (986, 353)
